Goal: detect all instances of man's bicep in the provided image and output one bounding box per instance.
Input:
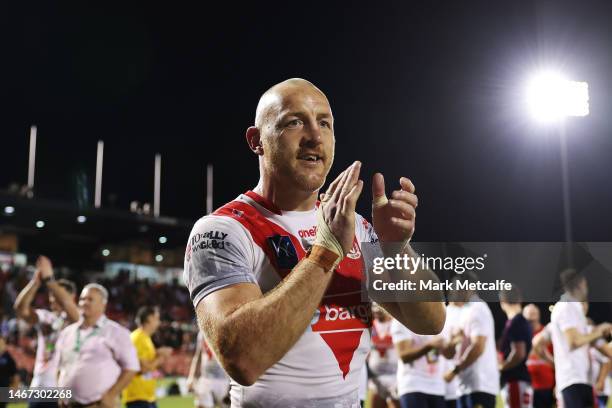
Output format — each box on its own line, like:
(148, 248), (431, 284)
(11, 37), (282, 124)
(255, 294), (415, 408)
(564, 327), (579, 346)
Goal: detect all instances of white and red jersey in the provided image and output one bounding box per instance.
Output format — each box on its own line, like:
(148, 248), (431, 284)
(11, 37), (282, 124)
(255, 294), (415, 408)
(184, 191), (376, 407)
(31, 309), (69, 387)
(369, 319), (397, 377)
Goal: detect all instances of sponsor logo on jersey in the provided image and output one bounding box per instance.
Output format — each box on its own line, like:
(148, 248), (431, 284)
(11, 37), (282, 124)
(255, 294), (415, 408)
(311, 303), (371, 332)
(346, 240), (362, 260)
(267, 234), (298, 269)
(298, 226), (317, 238)
(190, 230), (229, 254)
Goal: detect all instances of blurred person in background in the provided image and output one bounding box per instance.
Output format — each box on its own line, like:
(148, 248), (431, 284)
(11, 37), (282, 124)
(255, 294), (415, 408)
(368, 304), (399, 408)
(586, 313), (611, 408)
(0, 333), (20, 408)
(440, 301), (464, 408)
(391, 319), (447, 408)
(498, 287), (533, 408)
(187, 331), (230, 408)
(122, 306), (173, 408)
(523, 304), (555, 408)
(443, 275), (499, 408)
(13, 255), (79, 408)
(55, 283), (139, 408)
(549, 270), (612, 408)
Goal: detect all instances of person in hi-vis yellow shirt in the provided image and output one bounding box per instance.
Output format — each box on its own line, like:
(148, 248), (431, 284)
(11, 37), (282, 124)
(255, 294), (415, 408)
(122, 306), (173, 408)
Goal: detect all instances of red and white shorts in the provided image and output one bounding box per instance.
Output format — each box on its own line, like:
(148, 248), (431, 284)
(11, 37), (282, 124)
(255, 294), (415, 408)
(501, 380), (533, 408)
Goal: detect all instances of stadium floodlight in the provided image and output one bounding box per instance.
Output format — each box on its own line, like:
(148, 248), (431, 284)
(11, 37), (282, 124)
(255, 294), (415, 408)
(36, 220), (45, 229)
(77, 215), (87, 223)
(526, 71), (589, 123)
(102, 249), (110, 257)
(155, 254), (164, 262)
(3, 206), (15, 215)
(158, 236), (167, 244)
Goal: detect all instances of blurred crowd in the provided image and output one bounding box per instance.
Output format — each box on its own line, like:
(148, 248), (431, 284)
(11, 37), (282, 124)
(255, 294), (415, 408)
(0, 261), (197, 384)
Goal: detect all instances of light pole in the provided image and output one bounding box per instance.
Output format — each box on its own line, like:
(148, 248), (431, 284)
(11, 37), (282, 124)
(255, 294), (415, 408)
(525, 70), (589, 267)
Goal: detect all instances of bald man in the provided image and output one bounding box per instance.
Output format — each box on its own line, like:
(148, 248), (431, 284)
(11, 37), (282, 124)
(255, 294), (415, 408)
(184, 78), (445, 407)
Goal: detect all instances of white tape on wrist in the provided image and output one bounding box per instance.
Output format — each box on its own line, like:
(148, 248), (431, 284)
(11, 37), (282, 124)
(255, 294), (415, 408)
(314, 203), (345, 261)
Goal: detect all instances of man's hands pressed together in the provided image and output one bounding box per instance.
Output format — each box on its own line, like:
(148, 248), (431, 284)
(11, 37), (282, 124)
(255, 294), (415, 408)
(316, 161), (364, 257)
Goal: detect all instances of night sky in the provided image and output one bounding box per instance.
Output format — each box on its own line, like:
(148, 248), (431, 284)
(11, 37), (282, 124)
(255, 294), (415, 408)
(4, 1), (612, 242)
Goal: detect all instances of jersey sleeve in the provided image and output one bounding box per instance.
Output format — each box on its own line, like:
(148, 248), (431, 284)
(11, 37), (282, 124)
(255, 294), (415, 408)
(184, 215), (258, 308)
(390, 319), (414, 344)
(466, 304), (488, 339)
(556, 303), (582, 332)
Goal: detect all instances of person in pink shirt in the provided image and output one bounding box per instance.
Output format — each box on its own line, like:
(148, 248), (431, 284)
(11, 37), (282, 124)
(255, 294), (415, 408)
(55, 283), (140, 408)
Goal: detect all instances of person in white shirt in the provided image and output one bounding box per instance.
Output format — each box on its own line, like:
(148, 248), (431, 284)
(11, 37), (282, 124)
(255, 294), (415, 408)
(586, 317), (611, 408)
(443, 274), (499, 408)
(440, 302), (464, 408)
(187, 331), (230, 408)
(549, 269), (612, 408)
(391, 319), (447, 408)
(368, 305), (399, 408)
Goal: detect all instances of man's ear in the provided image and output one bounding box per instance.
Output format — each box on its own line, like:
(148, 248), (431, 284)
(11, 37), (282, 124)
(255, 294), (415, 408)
(246, 126), (264, 155)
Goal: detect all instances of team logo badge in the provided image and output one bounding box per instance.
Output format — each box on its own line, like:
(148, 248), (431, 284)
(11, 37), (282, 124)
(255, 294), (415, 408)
(267, 234), (298, 269)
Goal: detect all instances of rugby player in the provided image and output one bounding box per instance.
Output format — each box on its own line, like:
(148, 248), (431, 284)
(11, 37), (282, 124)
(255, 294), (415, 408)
(184, 78), (445, 407)
(443, 275), (499, 408)
(549, 270), (612, 408)
(498, 287), (533, 408)
(523, 304), (555, 408)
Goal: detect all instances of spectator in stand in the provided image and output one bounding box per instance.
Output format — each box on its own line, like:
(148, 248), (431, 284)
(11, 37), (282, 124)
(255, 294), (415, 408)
(13, 256), (79, 408)
(55, 283), (139, 408)
(0, 333), (20, 408)
(523, 304), (555, 408)
(122, 306), (173, 408)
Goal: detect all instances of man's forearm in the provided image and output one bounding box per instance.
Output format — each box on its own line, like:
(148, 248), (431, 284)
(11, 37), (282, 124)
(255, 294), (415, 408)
(106, 370), (137, 396)
(13, 279), (40, 321)
(201, 257), (335, 385)
(456, 343), (484, 372)
(399, 343), (434, 364)
(571, 330), (603, 349)
(500, 350), (522, 371)
(596, 361), (611, 388)
(46, 281), (80, 322)
(380, 245), (445, 334)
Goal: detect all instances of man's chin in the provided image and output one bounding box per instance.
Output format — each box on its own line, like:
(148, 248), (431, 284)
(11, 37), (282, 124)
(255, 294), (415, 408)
(294, 174), (326, 193)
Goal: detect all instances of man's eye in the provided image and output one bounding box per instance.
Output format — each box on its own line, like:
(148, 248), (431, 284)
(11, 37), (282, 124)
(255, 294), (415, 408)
(320, 120), (331, 128)
(286, 119), (303, 128)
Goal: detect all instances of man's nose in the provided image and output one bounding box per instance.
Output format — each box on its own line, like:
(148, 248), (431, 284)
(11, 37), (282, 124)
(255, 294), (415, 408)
(302, 119), (323, 145)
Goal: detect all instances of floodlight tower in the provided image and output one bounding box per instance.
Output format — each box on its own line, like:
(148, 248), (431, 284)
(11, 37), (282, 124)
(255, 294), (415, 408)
(526, 70), (590, 267)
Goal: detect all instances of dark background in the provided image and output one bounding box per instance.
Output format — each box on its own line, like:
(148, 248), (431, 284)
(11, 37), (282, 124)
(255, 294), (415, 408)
(3, 1), (612, 242)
